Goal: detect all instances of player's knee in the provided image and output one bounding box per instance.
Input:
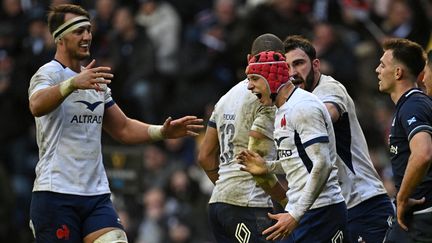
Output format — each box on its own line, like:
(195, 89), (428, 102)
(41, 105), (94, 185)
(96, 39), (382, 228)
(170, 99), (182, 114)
(93, 229), (128, 243)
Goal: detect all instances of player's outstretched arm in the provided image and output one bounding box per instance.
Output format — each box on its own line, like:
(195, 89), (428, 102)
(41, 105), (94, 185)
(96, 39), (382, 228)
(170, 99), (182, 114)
(103, 105), (203, 144)
(160, 116), (204, 139)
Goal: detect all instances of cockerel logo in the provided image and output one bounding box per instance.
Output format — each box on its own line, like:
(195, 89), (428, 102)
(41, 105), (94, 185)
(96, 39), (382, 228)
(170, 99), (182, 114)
(56, 224), (70, 240)
(281, 114), (287, 129)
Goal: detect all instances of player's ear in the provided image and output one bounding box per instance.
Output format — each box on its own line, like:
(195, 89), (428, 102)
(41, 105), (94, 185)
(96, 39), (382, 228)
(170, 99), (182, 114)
(395, 66), (403, 80)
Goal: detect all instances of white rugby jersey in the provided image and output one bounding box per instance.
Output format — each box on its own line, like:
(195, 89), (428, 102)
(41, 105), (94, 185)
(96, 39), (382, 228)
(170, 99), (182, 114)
(313, 75), (387, 209)
(208, 79), (276, 207)
(272, 88), (344, 218)
(28, 60), (113, 195)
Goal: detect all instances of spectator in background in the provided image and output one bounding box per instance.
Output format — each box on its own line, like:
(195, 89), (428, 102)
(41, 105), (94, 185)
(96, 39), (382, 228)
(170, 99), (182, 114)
(136, 187), (168, 243)
(173, 5), (237, 118)
(89, 0), (116, 60)
(375, 0), (430, 48)
(135, 0), (181, 79)
(230, 0), (312, 76)
(108, 6), (156, 122)
(312, 22), (359, 99)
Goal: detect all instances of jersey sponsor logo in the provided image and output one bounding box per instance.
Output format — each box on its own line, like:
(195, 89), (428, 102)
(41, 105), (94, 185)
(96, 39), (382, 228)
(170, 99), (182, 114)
(75, 100), (103, 111)
(277, 149), (292, 159)
(281, 114), (287, 129)
(56, 224), (70, 240)
(390, 145), (398, 155)
(223, 113), (236, 120)
(70, 115), (102, 124)
(235, 223), (251, 243)
(407, 116), (417, 126)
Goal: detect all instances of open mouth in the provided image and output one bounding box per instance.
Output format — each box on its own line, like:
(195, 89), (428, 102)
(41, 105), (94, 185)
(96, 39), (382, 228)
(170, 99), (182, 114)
(291, 76), (304, 85)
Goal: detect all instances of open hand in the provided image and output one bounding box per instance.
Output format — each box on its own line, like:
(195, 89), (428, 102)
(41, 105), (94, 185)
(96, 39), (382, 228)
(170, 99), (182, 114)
(263, 212), (298, 241)
(161, 116), (204, 139)
(237, 150), (268, 175)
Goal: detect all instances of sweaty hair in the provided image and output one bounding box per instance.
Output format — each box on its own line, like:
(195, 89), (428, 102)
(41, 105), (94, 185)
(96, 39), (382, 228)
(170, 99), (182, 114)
(251, 33), (284, 56)
(382, 38), (426, 78)
(283, 35), (316, 60)
(47, 4), (90, 35)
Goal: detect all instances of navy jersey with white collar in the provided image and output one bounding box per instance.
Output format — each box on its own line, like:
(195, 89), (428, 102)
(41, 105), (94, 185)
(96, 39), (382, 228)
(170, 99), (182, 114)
(390, 88), (432, 211)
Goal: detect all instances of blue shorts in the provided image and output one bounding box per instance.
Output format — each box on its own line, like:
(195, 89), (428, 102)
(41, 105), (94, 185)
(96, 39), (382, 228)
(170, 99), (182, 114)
(384, 210), (432, 243)
(347, 194), (394, 243)
(208, 202), (273, 243)
(30, 191), (123, 243)
(289, 202), (349, 243)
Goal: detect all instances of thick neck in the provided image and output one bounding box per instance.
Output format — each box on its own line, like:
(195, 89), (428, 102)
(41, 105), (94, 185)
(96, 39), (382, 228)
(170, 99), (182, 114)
(54, 50), (81, 72)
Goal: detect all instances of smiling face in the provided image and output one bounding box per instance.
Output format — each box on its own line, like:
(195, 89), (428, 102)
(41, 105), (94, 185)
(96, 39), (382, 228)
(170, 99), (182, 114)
(60, 13), (92, 60)
(247, 74), (273, 106)
(284, 48), (317, 91)
(376, 50), (397, 94)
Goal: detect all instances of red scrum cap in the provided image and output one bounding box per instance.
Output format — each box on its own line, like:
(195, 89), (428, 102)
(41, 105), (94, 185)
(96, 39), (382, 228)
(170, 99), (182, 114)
(246, 51), (290, 94)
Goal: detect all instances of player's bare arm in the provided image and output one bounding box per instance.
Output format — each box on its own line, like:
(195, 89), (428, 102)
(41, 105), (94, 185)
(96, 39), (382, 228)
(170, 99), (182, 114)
(103, 105), (203, 144)
(197, 126), (220, 184)
(29, 60), (112, 117)
(397, 131), (431, 230)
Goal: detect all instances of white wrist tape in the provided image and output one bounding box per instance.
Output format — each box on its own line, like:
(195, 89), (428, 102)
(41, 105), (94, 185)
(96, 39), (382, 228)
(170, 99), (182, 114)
(148, 125), (164, 141)
(59, 78), (75, 97)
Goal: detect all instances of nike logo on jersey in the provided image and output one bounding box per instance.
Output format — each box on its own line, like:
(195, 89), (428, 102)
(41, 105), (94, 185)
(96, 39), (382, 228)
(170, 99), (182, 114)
(274, 136), (289, 147)
(75, 100), (103, 112)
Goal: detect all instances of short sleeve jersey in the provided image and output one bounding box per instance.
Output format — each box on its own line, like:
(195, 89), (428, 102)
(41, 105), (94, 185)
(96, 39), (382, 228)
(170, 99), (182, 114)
(390, 88), (432, 211)
(28, 60), (115, 195)
(313, 75), (387, 209)
(208, 79), (276, 207)
(274, 88), (344, 212)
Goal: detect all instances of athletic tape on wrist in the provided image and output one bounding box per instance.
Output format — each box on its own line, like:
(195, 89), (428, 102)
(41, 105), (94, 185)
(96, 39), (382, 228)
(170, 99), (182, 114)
(148, 125), (164, 141)
(53, 16), (91, 43)
(59, 78), (75, 97)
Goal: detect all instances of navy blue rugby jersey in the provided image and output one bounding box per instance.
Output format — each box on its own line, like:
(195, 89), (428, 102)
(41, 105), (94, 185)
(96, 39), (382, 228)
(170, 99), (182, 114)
(390, 88), (432, 211)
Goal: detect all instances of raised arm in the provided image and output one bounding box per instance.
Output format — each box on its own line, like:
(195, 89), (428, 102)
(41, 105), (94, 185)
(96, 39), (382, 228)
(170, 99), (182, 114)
(29, 60), (112, 117)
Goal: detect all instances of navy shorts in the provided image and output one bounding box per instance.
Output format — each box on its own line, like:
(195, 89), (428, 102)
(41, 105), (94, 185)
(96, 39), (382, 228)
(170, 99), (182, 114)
(347, 194), (394, 243)
(289, 202), (349, 243)
(208, 202), (273, 243)
(384, 210), (432, 243)
(30, 191), (124, 243)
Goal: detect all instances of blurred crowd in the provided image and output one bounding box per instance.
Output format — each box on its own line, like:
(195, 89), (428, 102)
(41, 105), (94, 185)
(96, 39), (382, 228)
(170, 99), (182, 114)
(1, 0), (431, 242)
